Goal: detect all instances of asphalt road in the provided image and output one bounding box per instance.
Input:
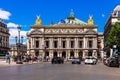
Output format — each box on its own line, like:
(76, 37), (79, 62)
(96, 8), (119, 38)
(0, 62), (120, 80)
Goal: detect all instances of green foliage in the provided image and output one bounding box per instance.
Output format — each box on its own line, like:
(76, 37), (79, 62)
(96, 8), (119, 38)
(107, 22), (120, 48)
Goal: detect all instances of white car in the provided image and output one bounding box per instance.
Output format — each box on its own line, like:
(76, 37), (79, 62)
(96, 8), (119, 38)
(84, 57), (95, 64)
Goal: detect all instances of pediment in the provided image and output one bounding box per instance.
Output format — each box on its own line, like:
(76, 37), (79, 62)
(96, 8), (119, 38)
(30, 29), (42, 35)
(85, 29), (97, 34)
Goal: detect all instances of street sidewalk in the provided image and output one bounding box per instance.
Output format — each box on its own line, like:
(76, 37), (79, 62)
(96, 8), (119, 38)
(0, 59), (19, 67)
(0, 59), (44, 67)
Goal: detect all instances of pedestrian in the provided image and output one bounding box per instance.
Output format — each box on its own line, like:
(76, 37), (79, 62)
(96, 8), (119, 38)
(5, 53), (11, 64)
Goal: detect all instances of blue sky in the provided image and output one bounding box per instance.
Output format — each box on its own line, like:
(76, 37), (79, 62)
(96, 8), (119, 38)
(0, 0), (120, 44)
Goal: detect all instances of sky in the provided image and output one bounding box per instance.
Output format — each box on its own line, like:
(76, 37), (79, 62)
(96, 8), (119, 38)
(0, 0), (120, 44)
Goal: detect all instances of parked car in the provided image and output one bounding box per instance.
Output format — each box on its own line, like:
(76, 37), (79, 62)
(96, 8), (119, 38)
(84, 57), (97, 65)
(107, 58), (119, 67)
(51, 57), (64, 64)
(71, 58), (81, 64)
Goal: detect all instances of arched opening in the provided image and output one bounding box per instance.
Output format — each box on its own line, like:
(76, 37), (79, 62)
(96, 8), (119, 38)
(70, 51), (74, 58)
(62, 51), (66, 58)
(45, 51), (49, 57)
(78, 51), (83, 60)
(35, 51), (39, 56)
(53, 52), (58, 57)
(88, 51), (92, 56)
(44, 51), (49, 61)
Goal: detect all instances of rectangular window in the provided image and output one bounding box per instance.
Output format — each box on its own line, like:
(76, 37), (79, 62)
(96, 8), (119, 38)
(71, 41), (74, 48)
(62, 41), (66, 48)
(79, 41), (83, 48)
(54, 41), (58, 48)
(118, 11), (120, 17)
(36, 41), (39, 48)
(88, 41), (92, 48)
(45, 41), (49, 48)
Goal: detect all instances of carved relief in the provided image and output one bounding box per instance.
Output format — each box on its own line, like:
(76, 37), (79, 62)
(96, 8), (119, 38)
(30, 29), (42, 35)
(77, 29), (83, 33)
(52, 29), (59, 33)
(61, 29), (68, 33)
(85, 29), (97, 34)
(45, 29), (51, 33)
(69, 29), (76, 33)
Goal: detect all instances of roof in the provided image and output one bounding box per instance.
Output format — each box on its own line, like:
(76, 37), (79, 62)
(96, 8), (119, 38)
(114, 4), (120, 11)
(58, 18), (87, 26)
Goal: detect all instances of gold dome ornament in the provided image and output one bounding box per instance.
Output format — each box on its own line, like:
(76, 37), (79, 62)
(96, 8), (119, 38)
(35, 16), (42, 25)
(88, 16), (94, 25)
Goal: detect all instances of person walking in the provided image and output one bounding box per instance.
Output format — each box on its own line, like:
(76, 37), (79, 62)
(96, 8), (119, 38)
(5, 53), (11, 64)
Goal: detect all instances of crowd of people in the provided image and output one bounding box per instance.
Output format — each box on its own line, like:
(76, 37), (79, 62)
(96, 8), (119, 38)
(5, 53), (50, 64)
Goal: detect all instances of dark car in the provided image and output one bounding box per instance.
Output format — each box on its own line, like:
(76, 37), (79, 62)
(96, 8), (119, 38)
(51, 57), (64, 64)
(107, 58), (119, 67)
(71, 58), (81, 64)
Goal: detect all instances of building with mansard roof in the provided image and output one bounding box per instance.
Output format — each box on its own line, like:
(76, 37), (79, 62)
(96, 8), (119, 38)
(27, 11), (104, 61)
(0, 18), (10, 56)
(104, 5), (120, 57)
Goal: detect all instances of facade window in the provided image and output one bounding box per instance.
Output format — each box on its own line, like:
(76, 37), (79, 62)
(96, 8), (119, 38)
(79, 41), (83, 48)
(35, 41), (39, 48)
(70, 41), (74, 48)
(62, 41), (66, 48)
(118, 11), (120, 17)
(88, 41), (92, 48)
(54, 41), (58, 48)
(0, 23), (2, 26)
(45, 41), (49, 48)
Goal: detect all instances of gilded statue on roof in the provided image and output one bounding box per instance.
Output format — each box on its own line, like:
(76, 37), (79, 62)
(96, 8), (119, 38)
(35, 16), (42, 25)
(88, 16), (94, 25)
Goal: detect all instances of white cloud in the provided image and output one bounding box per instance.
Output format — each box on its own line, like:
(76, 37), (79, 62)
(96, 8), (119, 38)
(102, 14), (105, 18)
(0, 9), (11, 20)
(9, 29), (28, 38)
(7, 22), (19, 28)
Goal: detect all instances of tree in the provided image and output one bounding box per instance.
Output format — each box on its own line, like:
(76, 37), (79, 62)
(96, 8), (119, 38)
(107, 22), (120, 48)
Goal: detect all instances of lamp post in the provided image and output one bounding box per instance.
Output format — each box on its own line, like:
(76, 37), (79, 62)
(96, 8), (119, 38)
(15, 26), (23, 64)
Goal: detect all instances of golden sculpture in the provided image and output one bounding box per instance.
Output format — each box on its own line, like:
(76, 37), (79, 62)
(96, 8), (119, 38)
(88, 16), (94, 25)
(35, 16), (42, 25)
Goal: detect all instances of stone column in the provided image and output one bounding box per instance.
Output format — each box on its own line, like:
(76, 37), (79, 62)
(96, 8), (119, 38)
(93, 38), (97, 48)
(83, 37), (86, 49)
(49, 38), (53, 49)
(39, 38), (41, 49)
(66, 38), (70, 49)
(75, 38), (77, 49)
(67, 50), (70, 59)
(83, 50), (85, 59)
(49, 50), (53, 60)
(33, 38), (35, 49)
(93, 38), (95, 48)
(86, 38), (88, 49)
(59, 38), (62, 47)
(75, 50), (78, 57)
(83, 50), (88, 59)
(31, 38), (32, 49)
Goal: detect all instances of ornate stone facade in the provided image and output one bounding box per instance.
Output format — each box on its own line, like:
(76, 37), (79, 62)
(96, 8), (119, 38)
(0, 18), (10, 56)
(27, 12), (104, 61)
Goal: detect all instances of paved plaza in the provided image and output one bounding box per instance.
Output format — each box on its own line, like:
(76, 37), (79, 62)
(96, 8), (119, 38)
(0, 61), (120, 80)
